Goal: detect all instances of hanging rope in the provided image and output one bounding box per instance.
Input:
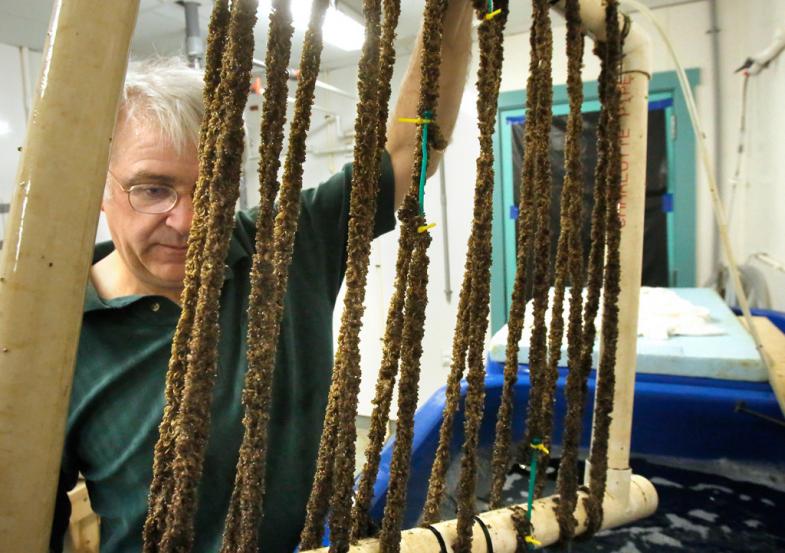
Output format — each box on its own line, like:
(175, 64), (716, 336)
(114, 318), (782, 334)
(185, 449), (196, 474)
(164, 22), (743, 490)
(140, 0), (630, 549)
(556, 1), (621, 542)
(302, 0), (448, 545)
(217, 0), (296, 549)
(349, 0), (406, 540)
(142, 1), (258, 551)
(377, 237), (432, 553)
(298, 0), (404, 549)
(350, 238), (410, 539)
(226, 0), (330, 547)
(419, 253), (473, 524)
(584, 0), (624, 535)
(419, 0), (507, 527)
(519, 0), (554, 479)
(448, 3), (509, 552)
(531, 0), (585, 498)
(143, 1), (231, 549)
(492, 4), (555, 548)
(144, 0), (333, 549)
(324, 0), (387, 549)
(487, 0), (547, 510)
(374, 1), (449, 551)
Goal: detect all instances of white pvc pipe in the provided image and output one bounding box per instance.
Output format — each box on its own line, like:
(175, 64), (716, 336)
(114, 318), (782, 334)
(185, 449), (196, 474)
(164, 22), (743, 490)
(306, 475), (658, 552)
(753, 252), (785, 275)
(551, 0), (652, 504)
(0, 1), (139, 550)
(602, 64), (650, 502)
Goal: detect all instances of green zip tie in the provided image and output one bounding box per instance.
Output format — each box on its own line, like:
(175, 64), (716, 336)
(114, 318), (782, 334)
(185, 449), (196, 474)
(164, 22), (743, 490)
(524, 437), (548, 550)
(397, 111), (433, 217)
(418, 110), (432, 216)
(485, 0), (502, 20)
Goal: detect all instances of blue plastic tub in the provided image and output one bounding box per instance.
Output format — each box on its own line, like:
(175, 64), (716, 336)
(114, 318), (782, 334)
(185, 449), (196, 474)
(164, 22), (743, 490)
(364, 357), (785, 530)
(732, 306), (785, 334)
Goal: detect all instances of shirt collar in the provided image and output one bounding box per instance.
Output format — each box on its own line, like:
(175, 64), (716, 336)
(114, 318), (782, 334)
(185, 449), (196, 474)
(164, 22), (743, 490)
(84, 235), (249, 313)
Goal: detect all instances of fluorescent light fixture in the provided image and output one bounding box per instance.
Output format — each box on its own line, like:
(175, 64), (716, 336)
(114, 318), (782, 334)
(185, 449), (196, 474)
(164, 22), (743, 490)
(259, 0), (365, 52)
(0, 120), (11, 137)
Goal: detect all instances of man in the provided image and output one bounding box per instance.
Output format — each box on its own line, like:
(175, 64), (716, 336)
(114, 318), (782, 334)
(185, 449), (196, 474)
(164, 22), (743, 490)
(51, 2), (472, 552)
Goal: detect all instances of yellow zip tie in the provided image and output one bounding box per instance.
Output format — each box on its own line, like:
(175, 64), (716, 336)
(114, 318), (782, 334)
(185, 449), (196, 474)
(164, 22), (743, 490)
(530, 442), (549, 455)
(418, 223), (437, 233)
(485, 8), (502, 20)
(398, 117), (433, 124)
(524, 535), (542, 547)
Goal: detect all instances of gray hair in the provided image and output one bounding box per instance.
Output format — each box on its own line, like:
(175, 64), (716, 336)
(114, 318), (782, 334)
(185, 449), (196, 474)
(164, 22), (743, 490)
(119, 57), (205, 153)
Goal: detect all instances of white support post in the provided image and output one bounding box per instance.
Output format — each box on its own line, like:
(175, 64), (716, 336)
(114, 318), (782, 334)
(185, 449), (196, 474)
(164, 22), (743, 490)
(0, 1), (139, 551)
(548, 0), (653, 504)
(603, 62), (651, 502)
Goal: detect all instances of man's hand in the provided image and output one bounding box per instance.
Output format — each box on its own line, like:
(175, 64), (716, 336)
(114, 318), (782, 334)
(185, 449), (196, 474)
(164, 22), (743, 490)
(386, 0), (474, 210)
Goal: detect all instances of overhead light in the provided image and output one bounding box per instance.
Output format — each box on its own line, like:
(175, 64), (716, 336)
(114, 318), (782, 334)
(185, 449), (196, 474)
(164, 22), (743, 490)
(0, 120), (11, 137)
(258, 0), (365, 52)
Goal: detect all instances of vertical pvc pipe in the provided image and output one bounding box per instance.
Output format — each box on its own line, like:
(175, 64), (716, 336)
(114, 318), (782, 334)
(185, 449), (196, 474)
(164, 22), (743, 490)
(0, 1), (139, 551)
(551, 0), (652, 506)
(604, 51), (651, 502)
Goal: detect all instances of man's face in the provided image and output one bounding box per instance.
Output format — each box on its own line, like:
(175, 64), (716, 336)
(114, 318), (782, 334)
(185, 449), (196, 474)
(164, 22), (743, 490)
(103, 116), (198, 293)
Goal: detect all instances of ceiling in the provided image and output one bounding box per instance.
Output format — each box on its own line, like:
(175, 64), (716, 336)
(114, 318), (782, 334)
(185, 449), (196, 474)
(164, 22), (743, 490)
(0, 0), (694, 72)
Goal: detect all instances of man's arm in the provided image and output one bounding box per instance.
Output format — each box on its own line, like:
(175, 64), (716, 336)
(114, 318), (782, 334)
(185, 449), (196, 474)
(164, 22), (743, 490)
(386, 0), (474, 209)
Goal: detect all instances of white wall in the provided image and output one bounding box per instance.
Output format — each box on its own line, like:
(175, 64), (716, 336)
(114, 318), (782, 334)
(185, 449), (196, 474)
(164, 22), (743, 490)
(310, 0), (785, 416)
(714, 0), (785, 309)
(0, 43), (31, 247)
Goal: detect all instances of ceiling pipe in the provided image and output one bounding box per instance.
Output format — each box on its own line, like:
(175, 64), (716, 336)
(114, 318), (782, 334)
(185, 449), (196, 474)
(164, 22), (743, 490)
(252, 58), (356, 99)
(179, 0), (204, 69)
(708, 0), (723, 278)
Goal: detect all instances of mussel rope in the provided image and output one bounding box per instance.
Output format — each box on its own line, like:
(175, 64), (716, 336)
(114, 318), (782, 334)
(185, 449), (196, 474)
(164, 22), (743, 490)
(450, 3), (509, 552)
(490, 0), (550, 508)
(143, 1), (231, 548)
(519, 0), (555, 476)
(298, 0), (404, 549)
(555, 3), (620, 541)
(531, 0), (585, 498)
(349, 0), (407, 541)
(487, 0), (547, 509)
(584, 0), (624, 536)
(218, 0), (296, 549)
(150, 1), (258, 550)
(375, 0), (449, 551)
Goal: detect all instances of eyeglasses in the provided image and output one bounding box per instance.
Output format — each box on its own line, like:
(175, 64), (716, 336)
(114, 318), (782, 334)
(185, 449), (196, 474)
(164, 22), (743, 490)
(108, 170), (188, 215)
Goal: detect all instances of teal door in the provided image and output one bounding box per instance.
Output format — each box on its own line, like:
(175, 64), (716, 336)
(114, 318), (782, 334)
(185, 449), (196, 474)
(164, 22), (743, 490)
(491, 70), (700, 333)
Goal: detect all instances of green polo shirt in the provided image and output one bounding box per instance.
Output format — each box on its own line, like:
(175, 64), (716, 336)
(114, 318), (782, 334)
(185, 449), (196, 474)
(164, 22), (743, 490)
(53, 153), (395, 553)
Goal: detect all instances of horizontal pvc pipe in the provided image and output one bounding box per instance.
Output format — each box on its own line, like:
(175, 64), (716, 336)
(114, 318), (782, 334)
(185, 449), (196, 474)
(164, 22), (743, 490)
(306, 475), (658, 552)
(0, 1), (139, 551)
